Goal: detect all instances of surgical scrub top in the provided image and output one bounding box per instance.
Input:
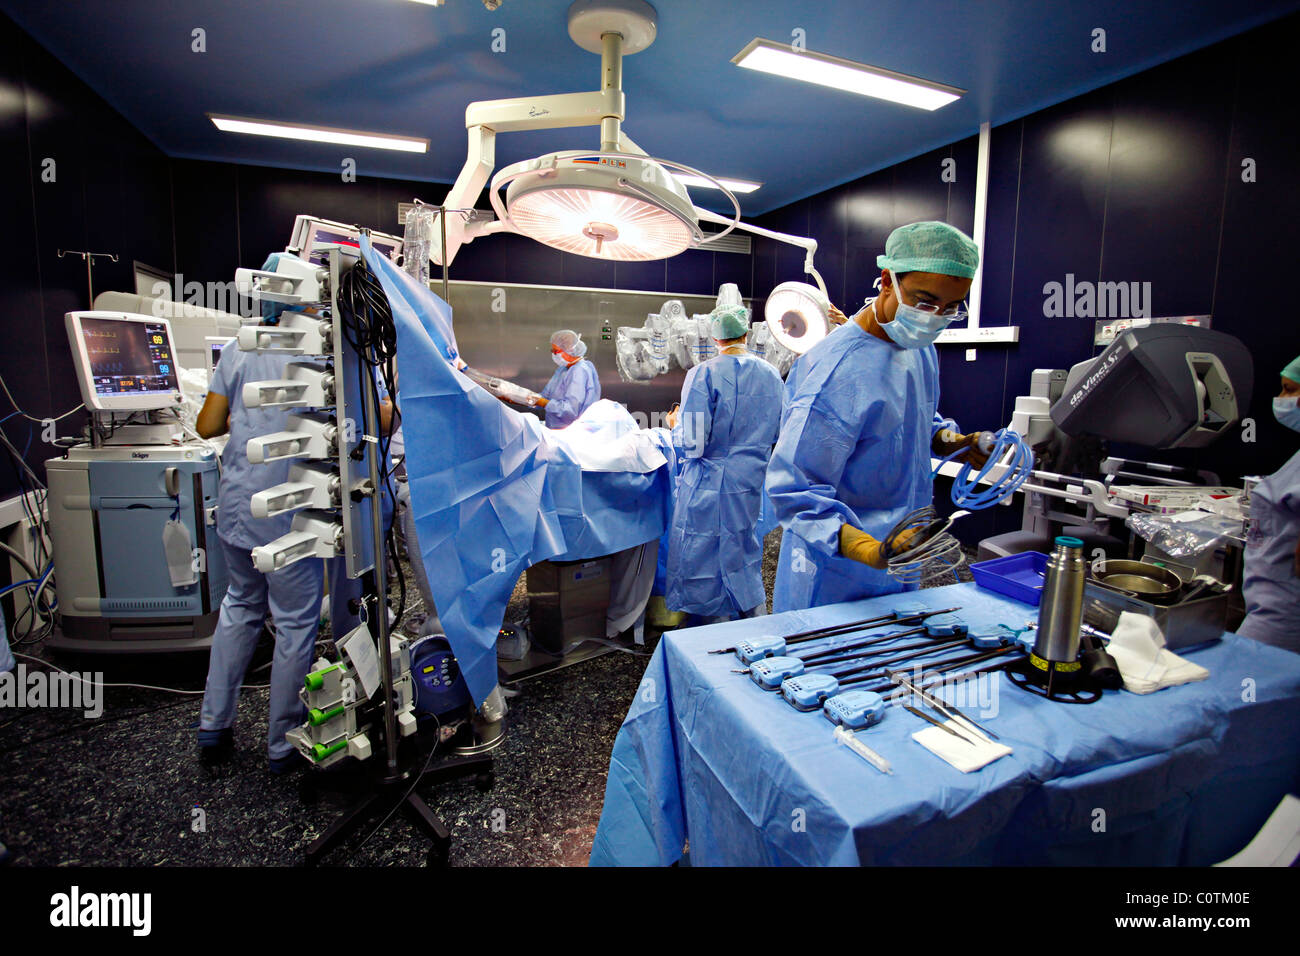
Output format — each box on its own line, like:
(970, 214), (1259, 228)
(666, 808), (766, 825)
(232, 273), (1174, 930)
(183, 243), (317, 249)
(1238, 446), (1300, 654)
(766, 320), (942, 612)
(541, 358), (601, 428)
(666, 352), (785, 617)
(209, 346), (302, 550)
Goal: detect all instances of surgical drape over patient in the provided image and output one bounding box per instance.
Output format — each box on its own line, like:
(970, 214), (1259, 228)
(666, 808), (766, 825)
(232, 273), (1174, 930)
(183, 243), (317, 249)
(362, 240), (672, 705)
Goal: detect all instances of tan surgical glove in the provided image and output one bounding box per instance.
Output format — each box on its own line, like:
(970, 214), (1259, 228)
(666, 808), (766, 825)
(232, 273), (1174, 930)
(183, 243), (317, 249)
(932, 429), (990, 470)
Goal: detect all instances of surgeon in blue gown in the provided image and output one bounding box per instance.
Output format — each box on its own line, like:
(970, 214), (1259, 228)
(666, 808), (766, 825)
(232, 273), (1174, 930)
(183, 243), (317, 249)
(766, 221), (991, 613)
(1237, 354), (1300, 654)
(665, 304), (784, 623)
(539, 329), (601, 428)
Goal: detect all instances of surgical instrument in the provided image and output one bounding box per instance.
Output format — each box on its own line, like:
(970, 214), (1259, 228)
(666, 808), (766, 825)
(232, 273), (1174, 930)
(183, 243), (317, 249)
(833, 724), (892, 775)
(892, 672), (1000, 743)
(713, 604), (961, 662)
(815, 684), (979, 745)
(781, 634), (1018, 708)
(857, 644), (1023, 696)
(755, 635), (974, 692)
(901, 704), (984, 746)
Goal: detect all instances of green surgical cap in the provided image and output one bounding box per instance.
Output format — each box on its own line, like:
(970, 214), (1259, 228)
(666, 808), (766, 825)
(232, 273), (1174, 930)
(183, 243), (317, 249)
(877, 221), (980, 279)
(1284, 355), (1300, 383)
(710, 304), (750, 340)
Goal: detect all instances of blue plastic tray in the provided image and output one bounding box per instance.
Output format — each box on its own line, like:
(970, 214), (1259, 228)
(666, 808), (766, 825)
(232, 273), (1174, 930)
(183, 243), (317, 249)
(970, 551), (1050, 606)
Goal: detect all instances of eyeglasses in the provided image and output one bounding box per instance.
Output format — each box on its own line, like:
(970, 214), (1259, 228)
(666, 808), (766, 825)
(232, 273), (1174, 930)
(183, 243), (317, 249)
(897, 283), (967, 318)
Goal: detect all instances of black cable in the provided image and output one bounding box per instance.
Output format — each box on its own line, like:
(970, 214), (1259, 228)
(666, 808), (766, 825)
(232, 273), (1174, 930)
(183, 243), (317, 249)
(337, 256), (407, 633)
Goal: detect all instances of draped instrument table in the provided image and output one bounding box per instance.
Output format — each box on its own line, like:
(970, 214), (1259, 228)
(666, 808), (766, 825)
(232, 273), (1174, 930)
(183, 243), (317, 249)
(589, 582), (1300, 866)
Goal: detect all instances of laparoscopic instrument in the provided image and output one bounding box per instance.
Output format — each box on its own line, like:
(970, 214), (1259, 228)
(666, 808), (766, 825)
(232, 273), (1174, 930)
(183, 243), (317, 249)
(781, 637), (1022, 709)
(738, 611), (966, 674)
(741, 620), (975, 691)
(710, 603), (961, 662)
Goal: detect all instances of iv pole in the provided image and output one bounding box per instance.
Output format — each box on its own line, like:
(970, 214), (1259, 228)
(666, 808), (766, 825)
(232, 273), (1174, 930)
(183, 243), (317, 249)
(301, 221), (495, 868)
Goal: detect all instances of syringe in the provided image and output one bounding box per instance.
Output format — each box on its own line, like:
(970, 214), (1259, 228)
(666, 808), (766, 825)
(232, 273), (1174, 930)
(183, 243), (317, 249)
(833, 724), (893, 775)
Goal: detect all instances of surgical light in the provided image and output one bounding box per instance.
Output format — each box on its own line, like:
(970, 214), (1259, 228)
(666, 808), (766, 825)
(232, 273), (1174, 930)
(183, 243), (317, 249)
(435, 1), (823, 281)
(495, 151), (703, 261)
(765, 280), (830, 354)
(208, 114), (429, 153)
(731, 39), (964, 111)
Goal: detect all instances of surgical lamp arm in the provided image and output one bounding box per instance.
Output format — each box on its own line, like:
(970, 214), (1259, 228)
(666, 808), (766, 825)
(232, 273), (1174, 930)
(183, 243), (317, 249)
(694, 207), (827, 297)
(434, 88), (641, 267)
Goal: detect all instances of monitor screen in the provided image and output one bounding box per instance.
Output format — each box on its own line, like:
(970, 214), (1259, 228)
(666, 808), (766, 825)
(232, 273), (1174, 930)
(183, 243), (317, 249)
(79, 316), (179, 398)
(207, 337), (232, 375)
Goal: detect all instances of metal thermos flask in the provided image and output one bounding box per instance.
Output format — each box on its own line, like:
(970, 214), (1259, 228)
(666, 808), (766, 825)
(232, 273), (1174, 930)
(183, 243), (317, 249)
(1034, 536), (1085, 663)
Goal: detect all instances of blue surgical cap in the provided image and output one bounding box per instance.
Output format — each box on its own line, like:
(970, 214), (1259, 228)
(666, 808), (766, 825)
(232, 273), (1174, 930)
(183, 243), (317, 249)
(1284, 355), (1300, 383)
(877, 221), (980, 279)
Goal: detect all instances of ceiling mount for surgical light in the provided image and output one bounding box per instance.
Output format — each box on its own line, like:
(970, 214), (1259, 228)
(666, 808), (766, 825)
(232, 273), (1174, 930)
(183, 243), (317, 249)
(732, 38), (965, 111)
(431, 0), (825, 284)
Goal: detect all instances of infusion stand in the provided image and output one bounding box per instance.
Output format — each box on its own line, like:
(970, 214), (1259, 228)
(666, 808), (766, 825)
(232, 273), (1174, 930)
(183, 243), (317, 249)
(294, 235), (493, 868)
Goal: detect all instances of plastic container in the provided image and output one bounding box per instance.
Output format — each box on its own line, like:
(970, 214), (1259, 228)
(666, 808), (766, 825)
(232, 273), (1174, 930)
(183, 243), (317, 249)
(969, 551), (1050, 606)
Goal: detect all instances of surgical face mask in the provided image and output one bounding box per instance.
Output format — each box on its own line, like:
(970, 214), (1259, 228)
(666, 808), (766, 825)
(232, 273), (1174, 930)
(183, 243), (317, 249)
(877, 270), (962, 350)
(1274, 396), (1300, 433)
(552, 353), (570, 368)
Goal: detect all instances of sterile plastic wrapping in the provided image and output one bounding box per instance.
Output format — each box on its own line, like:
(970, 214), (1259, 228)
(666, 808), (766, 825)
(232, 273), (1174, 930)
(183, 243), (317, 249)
(1126, 510), (1246, 557)
(361, 238), (673, 707)
(462, 365), (541, 406)
(178, 364), (211, 430)
(757, 324), (797, 377)
(615, 326), (661, 383)
(402, 204), (437, 285)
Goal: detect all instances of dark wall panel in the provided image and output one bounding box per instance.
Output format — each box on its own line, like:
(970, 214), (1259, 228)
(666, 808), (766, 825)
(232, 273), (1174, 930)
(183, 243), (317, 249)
(0, 11), (177, 497)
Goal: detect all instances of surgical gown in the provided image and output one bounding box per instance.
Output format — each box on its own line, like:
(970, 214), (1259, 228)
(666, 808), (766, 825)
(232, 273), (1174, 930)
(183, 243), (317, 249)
(541, 359), (601, 428)
(1238, 447), (1300, 654)
(766, 321), (945, 612)
(666, 353), (785, 617)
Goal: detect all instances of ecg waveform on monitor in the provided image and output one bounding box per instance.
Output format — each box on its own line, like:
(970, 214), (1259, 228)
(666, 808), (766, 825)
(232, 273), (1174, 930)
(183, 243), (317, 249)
(81, 317), (177, 396)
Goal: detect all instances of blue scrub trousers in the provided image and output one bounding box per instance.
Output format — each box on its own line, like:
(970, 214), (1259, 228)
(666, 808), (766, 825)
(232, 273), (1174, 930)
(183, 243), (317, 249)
(200, 538), (324, 760)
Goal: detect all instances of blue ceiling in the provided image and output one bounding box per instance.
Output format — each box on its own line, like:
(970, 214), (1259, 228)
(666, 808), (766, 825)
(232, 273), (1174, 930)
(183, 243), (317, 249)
(3, 0), (1295, 215)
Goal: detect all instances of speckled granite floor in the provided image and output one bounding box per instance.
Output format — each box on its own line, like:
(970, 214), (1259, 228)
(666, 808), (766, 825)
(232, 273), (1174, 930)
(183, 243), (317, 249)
(0, 529), (970, 867)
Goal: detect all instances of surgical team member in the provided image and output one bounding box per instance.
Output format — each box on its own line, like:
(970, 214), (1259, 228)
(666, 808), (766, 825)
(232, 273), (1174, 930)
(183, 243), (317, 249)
(1237, 354), (1300, 654)
(540, 330), (600, 428)
(767, 221), (991, 612)
(195, 269), (325, 773)
(666, 304), (784, 623)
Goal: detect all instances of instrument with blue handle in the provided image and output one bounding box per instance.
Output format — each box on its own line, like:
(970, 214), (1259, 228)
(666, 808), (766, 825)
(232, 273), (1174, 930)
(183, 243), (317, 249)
(751, 633), (971, 690)
(722, 603), (958, 664)
(784, 636), (1022, 709)
(823, 690), (887, 729)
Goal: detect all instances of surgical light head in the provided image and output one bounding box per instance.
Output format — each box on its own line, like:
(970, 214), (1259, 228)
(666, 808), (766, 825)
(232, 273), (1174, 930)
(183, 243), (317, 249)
(765, 281), (830, 355)
(877, 220), (980, 279)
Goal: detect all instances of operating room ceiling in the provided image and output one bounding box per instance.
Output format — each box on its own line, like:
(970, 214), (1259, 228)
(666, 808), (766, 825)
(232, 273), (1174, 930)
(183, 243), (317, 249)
(2, 0), (1295, 215)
